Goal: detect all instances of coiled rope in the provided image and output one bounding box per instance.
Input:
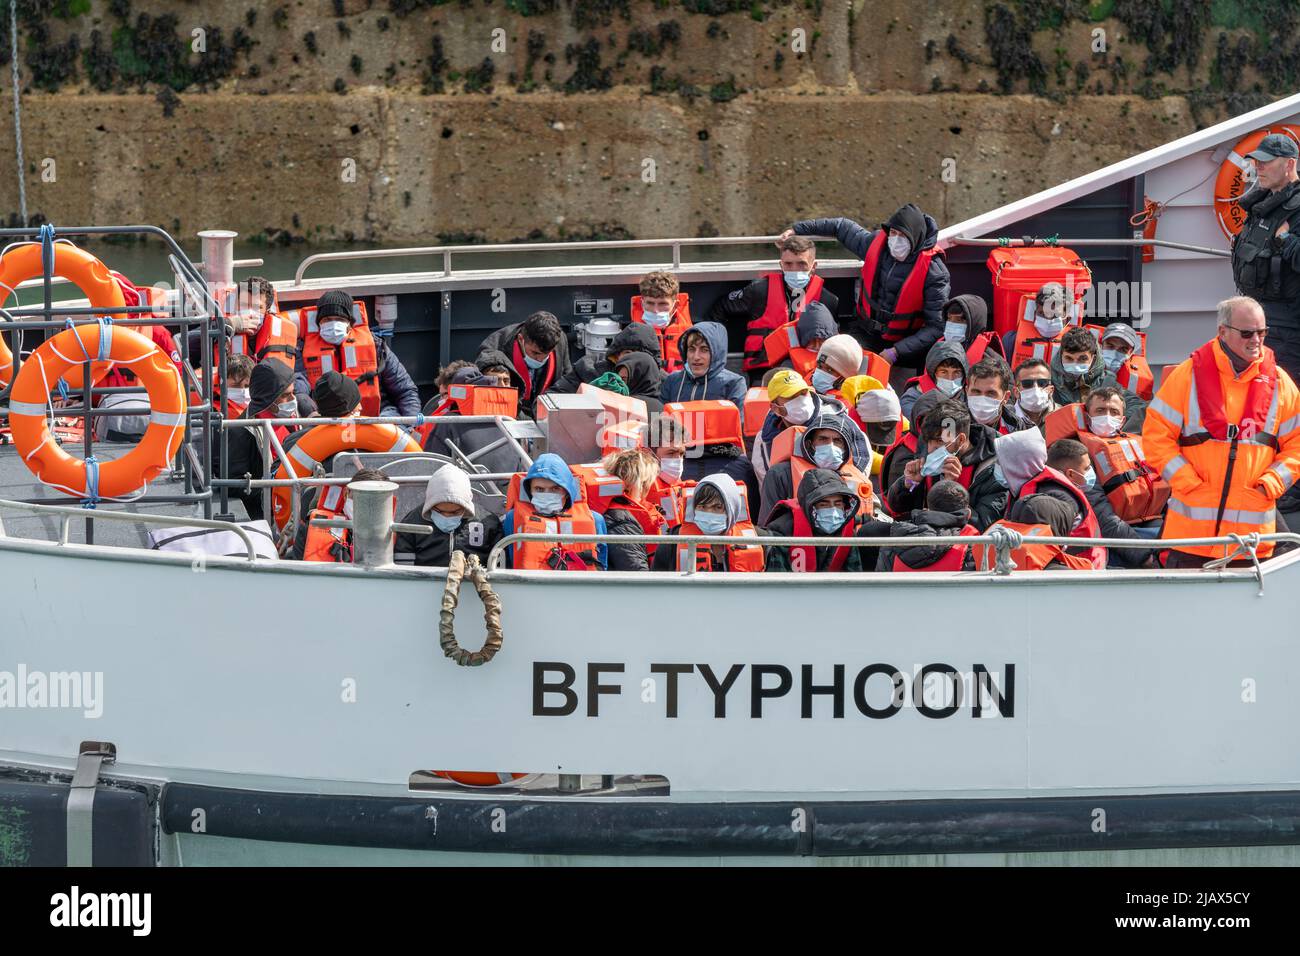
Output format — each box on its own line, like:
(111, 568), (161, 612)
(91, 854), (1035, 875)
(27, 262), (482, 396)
(438, 550), (503, 666)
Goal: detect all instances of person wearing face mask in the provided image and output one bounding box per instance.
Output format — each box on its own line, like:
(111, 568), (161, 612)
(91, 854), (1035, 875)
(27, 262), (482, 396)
(630, 271), (693, 374)
(599, 448), (667, 571)
(643, 414), (695, 527)
(294, 468), (389, 563)
(1088, 321), (1154, 402)
(391, 464), (503, 568)
(757, 413), (875, 525)
(1002, 283), (1080, 372)
(550, 322), (662, 395)
(295, 289), (420, 421)
(651, 474), (764, 572)
(879, 389), (945, 495)
(1004, 358), (1059, 433)
(1049, 328), (1148, 432)
(840, 375), (903, 473)
(899, 339), (969, 421)
(476, 309), (573, 420)
(811, 334), (866, 398)
(778, 203), (950, 370)
(997, 432), (1106, 569)
(754, 369), (832, 480)
(965, 358), (1014, 436)
(659, 321), (747, 411)
(878, 480), (980, 572)
(762, 299), (840, 380)
(219, 353), (255, 418)
(762, 468), (870, 572)
(222, 360), (300, 521)
(500, 453), (608, 570)
(1042, 386), (1167, 568)
(887, 398), (1006, 530)
(940, 294), (1005, 367)
(1230, 133), (1300, 386)
(708, 236), (840, 380)
(1144, 295), (1300, 568)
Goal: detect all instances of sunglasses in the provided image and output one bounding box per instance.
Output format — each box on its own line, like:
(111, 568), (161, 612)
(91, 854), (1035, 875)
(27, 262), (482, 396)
(1224, 325), (1267, 340)
(1018, 378), (1051, 389)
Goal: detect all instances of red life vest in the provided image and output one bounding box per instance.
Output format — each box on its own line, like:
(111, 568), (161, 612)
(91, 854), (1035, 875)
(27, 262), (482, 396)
(509, 496), (599, 570)
(1015, 467), (1106, 569)
(780, 498), (857, 571)
(744, 273), (825, 371)
(891, 524), (979, 571)
(300, 303), (382, 416)
(879, 431), (918, 496)
(966, 330), (1004, 366)
(609, 493), (667, 556)
(789, 454), (875, 517)
(858, 231), (941, 342)
(510, 336), (557, 401)
(1188, 340), (1277, 443)
(631, 293), (693, 373)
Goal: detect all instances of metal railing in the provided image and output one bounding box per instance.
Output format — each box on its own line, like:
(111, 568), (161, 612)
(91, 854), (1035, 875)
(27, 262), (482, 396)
(0, 497), (261, 561)
(945, 236), (1232, 257)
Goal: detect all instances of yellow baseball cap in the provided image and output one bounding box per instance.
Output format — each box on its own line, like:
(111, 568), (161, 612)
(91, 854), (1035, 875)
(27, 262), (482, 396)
(767, 368), (812, 401)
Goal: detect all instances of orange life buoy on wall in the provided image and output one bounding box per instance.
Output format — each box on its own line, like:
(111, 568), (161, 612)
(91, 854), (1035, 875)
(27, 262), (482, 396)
(0, 242), (127, 387)
(8, 322), (185, 499)
(270, 421), (421, 528)
(1214, 125), (1300, 238)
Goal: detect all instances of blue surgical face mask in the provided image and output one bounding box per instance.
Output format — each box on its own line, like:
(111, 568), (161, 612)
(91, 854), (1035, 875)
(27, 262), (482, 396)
(813, 506), (846, 534)
(531, 491), (565, 515)
(812, 443), (845, 470)
(693, 510), (729, 534)
(1100, 348), (1126, 372)
(1079, 467), (1096, 491)
(992, 461), (1009, 488)
(810, 368), (837, 394)
(431, 513), (464, 533)
(643, 310), (672, 329)
(943, 322), (967, 343)
(1062, 361), (1091, 377)
(784, 271), (811, 290)
(921, 442), (953, 477)
(522, 352), (547, 370)
(935, 376), (963, 396)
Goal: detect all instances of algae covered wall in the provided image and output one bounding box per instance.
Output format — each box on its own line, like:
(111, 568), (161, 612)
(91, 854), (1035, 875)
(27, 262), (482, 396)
(0, 0), (1293, 244)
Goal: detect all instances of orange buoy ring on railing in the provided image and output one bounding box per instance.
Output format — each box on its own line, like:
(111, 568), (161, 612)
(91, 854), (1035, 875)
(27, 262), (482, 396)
(0, 242), (127, 388)
(270, 421), (422, 528)
(431, 771), (531, 788)
(8, 322), (186, 500)
(1214, 125), (1300, 238)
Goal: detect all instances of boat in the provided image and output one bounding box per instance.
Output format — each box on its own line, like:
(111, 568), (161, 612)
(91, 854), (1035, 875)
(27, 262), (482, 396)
(4, 90), (1300, 868)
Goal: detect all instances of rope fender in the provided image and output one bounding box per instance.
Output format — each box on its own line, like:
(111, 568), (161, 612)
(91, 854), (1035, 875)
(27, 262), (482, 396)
(438, 550), (504, 666)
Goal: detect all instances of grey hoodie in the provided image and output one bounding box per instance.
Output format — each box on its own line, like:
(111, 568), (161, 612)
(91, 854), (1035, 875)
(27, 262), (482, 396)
(994, 427), (1046, 496)
(900, 339), (969, 421)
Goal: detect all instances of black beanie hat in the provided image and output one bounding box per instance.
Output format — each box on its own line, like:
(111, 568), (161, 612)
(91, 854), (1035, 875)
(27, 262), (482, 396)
(247, 360), (294, 417)
(316, 290), (354, 322)
(312, 370), (362, 418)
(885, 203), (927, 247)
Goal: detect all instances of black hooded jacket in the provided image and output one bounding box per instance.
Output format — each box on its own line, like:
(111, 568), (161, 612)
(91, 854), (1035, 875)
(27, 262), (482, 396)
(877, 507), (977, 571)
(549, 323), (661, 394)
(707, 273), (841, 327)
(884, 422), (1007, 530)
(792, 208), (951, 367)
(475, 321), (573, 417)
(899, 338), (969, 422)
(615, 351), (666, 412)
(761, 467), (867, 571)
(223, 361), (296, 521)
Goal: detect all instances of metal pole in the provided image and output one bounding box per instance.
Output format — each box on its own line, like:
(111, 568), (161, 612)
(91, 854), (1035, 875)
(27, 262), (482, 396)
(348, 479), (398, 569)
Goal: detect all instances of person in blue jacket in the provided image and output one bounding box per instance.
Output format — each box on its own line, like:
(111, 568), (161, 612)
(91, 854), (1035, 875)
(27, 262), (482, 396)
(659, 321), (747, 412)
(500, 453), (608, 570)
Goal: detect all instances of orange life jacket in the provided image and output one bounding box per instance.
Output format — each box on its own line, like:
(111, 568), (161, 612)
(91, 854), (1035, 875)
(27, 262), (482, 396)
(780, 497), (857, 571)
(650, 474), (694, 526)
(762, 321), (820, 378)
(297, 301), (381, 416)
(1044, 404), (1170, 523)
(219, 302), (300, 369)
(568, 463), (626, 514)
(1009, 295), (1083, 370)
(1014, 467), (1106, 568)
(973, 520), (1096, 571)
(858, 231), (942, 342)
(891, 524), (979, 572)
(509, 495), (600, 571)
(674, 491), (764, 573)
(743, 387), (771, 438)
(302, 507), (350, 563)
(1084, 324), (1154, 401)
(416, 383), (519, 445)
(664, 400), (745, 451)
(608, 492), (667, 557)
(744, 272), (826, 371)
(631, 293), (692, 373)
(770, 425), (875, 516)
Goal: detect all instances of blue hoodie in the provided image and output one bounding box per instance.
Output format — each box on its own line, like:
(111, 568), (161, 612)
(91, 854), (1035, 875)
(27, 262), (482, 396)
(660, 321), (747, 413)
(501, 453), (608, 569)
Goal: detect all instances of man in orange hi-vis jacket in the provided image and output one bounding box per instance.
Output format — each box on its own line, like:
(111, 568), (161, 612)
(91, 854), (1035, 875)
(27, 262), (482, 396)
(1143, 296), (1300, 567)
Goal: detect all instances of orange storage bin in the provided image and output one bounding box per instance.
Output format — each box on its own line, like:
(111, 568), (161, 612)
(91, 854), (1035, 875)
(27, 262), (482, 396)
(986, 246), (1092, 338)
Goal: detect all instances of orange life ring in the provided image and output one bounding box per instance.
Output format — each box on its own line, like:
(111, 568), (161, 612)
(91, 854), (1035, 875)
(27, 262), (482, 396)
(8, 322), (185, 499)
(431, 771), (530, 788)
(1214, 125), (1300, 238)
(0, 242), (127, 388)
(270, 421), (422, 528)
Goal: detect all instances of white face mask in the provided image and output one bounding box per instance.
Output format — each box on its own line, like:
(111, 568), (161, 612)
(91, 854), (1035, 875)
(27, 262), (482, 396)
(966, 394), (1002, 425)
(781, 393), (815, 425)
(227, 387), (250, 405)
(1033, 313), (1066, 339)
(1018, 386), (1050, 413)
(276, 398), (298, 418)
(887, 235), (912, 261)
(642, 310), (672, 329)
(1089, 413), (1124, 438)
(658, 456), (685, 483)
(319, 319), (349, 346)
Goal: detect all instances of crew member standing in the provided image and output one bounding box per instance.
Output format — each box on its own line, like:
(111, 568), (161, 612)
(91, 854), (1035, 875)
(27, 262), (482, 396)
(1144, 296), (1300, 567)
